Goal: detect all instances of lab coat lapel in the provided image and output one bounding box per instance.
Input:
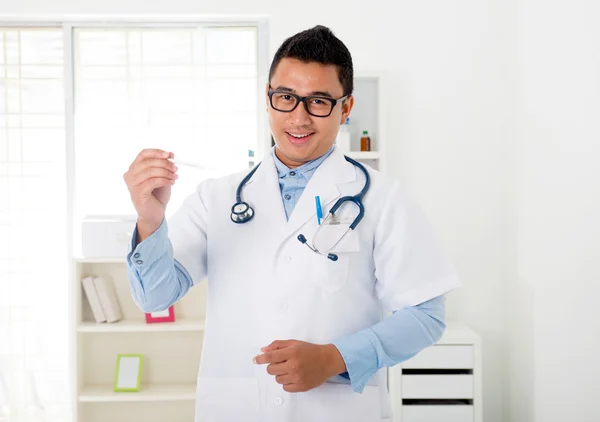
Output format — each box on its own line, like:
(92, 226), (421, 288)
(243, 150), (288, 234)
(285, 147), (356, 236)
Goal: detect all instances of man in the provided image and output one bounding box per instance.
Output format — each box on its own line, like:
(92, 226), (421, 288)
(123, 25), (461, 422)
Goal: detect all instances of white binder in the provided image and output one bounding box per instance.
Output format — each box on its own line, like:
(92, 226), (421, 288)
(81, 276), (106, 323)
(93, 276), (123, 323)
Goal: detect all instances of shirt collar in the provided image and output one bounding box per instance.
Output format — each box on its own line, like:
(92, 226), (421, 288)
(271, 145), (335, 179)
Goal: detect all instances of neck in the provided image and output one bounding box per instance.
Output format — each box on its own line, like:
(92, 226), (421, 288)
(274, 148), (306, 169)
(274, 145), (334, 169)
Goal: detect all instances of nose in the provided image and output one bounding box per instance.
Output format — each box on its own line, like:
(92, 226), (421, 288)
(289, 100), (313, 125)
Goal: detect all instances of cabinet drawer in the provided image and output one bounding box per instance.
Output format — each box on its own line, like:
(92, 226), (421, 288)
(403, 405), (474, 422)
(403, 345), (473, 369)
(402, 375), (473, 399)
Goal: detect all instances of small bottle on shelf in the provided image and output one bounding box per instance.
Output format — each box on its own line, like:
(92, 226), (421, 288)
(336, 117), (352, 153)
(360, 130), (371, 151)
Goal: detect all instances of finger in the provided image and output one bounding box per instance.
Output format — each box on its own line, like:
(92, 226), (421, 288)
(132, 149), (172, 166)
(275, 374), (294, 385)
(130, 158), (178, 179)
(137, 177), (176, 196)
(133, 167), (178, 188)
(254, 348), (288, 365)
(266, 362), (289, 376)
(261, 339), (296, 352)
(283, 384), (302, 393)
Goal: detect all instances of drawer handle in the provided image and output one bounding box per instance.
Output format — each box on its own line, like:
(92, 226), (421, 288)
(403, 399), (473, 405)
(402, 369), (473, 375)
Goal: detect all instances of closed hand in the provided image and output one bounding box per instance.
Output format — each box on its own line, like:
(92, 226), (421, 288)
(253, 339), (346, 393)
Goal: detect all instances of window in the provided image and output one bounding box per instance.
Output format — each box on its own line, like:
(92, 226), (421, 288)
(0, 21), (265, 422)
(73, 26), (260, 226)
(0, 27), (69, 422)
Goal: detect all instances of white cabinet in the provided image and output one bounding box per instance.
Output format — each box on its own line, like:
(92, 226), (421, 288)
(402, 345), (474, 370)
(389, 323), (482, 422)
(403, 405), (474, 422)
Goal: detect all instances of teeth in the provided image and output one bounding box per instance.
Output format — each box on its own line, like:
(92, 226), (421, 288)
(290, 133), (310, 138)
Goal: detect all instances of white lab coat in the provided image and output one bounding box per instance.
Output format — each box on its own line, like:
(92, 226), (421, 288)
(167, 146), (461, 422)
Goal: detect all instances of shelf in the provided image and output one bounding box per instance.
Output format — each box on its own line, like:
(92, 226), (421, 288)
(78, 318), (205, 333)
(75, 257), (127, 264)
(79, 383), (197, 402)
(344, 151), (380, 160)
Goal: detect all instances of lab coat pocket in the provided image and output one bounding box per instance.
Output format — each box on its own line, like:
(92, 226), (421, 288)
(195, 377), (259, 422)
(294, 383), (381, 422)
(308, 224), (360, 294)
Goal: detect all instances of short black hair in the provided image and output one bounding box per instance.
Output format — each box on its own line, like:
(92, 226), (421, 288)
(268, 25), (354, 96)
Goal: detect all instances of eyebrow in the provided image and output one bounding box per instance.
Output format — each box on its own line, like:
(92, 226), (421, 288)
(274, 86), (334, 98)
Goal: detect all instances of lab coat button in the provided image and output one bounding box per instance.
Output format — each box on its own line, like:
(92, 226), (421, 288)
(136, 259), (143, 265)
(281, 302), (288, 312)
(273, 396), (283, 405)
(133, 253), (140, 258)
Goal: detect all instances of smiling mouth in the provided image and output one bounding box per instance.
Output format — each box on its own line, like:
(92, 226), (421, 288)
(285, 131), (315, 144)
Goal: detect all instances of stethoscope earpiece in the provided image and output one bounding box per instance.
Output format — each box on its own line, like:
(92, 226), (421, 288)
(297, 234), (338, 261)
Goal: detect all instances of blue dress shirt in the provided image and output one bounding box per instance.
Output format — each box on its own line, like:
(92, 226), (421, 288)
(127, 146), (446, 393)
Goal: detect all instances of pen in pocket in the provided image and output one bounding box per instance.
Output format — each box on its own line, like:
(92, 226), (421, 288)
(315, 196), (323, 225)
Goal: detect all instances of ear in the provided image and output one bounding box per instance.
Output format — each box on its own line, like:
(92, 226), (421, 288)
(265, 82), (271, 108)
(340, 95), (355, 124)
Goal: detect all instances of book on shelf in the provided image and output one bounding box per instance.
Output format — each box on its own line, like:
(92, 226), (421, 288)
(81, 276), (106, 323)
(81, 275), (123, 323)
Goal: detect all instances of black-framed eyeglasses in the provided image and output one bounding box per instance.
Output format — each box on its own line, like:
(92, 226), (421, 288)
(268, 87), (348, 118)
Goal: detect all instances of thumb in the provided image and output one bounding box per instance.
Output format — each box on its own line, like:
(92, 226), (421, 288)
(261, 339), (295, 352)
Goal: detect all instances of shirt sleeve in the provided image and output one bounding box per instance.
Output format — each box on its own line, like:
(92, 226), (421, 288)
(126, 218), (195, 313)
(332, 294), (446, 393)
(126, 181), (210, 312)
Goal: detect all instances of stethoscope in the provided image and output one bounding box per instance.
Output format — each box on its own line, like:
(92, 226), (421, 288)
(230, 155), (370, 262)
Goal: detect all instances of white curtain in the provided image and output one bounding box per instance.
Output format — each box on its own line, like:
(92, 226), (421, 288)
(0, 28), (69, 422)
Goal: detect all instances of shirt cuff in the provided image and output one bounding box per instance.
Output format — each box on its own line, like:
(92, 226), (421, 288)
(331, 329), (379, 393)
(127, 218), (169, 275)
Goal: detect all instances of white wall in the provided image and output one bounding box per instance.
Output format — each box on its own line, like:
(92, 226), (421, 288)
(517, 0), (600, 421)
(1, 1), (515, 421)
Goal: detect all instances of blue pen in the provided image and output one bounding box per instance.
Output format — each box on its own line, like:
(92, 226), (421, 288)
(315, 196), (323, 224)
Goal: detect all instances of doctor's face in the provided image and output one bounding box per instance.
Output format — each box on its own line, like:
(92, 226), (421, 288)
(267, 58), (354, 168)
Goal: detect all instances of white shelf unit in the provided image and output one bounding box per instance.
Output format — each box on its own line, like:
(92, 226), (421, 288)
(388, 323), (482, 422)
(79, 383), (197, 403)
(72, 257), (208, 422)
(338, 72), (388, 174)
(345, 151), (381, 160)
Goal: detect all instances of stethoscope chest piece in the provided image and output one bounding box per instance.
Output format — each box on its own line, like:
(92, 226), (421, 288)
(231, 201), (255, 224)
